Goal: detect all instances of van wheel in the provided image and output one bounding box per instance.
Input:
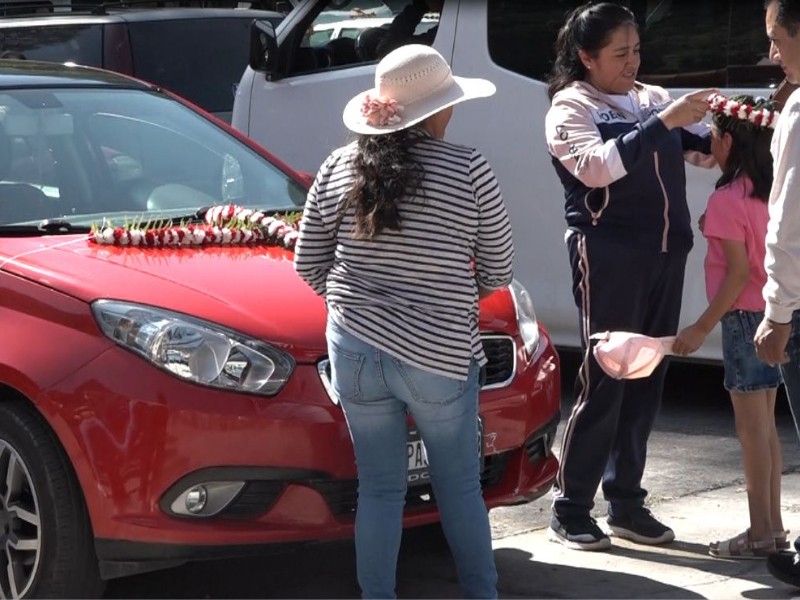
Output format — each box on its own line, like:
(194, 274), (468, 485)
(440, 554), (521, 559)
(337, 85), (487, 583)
(0, 400), (103, 598)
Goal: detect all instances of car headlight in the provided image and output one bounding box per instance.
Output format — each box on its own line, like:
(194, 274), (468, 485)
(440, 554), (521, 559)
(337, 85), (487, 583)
(91, 300), (294, 396)
(508, 279), (541, 356)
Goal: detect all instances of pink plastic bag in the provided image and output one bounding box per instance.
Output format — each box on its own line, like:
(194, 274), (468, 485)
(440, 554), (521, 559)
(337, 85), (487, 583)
(590, 331), (676, 380)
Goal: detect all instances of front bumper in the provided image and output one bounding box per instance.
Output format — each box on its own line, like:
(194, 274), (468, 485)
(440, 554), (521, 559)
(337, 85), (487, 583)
(44, 331), (560, 577)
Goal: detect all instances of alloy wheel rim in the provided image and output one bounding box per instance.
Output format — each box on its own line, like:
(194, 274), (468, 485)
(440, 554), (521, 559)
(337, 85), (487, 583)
(0, 441), (41, 599)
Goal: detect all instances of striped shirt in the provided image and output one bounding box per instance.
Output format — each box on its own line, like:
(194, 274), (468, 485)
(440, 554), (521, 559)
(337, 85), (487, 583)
(293, 129), (514, 380)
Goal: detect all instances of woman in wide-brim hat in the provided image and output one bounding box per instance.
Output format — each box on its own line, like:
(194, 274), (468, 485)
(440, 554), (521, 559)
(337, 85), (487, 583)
(294, 44), (509, 599)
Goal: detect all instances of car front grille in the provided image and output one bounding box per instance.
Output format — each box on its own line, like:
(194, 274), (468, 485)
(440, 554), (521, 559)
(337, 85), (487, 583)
(308, 450), (514, 516)
(523, 413), (560, 464)
(222, 481), (286, 517)
(179, 448), (517, 520)
(481, 335), (516, 388)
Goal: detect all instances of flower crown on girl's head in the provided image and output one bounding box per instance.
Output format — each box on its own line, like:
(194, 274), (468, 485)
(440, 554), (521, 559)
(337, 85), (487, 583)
(707, 93), (779, 129)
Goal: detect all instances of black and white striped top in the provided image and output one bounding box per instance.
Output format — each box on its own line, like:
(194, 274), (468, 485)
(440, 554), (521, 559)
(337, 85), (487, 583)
(294, 130), (514, 380)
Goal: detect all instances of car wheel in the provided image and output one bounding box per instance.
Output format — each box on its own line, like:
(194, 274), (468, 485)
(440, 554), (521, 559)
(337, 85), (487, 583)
(0, 400), (103, 598)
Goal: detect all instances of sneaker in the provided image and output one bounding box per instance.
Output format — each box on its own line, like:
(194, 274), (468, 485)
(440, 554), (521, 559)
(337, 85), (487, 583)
(607, 508), (675, 545)
(547, 515), (611, 551)
(767, 551), (800, 587)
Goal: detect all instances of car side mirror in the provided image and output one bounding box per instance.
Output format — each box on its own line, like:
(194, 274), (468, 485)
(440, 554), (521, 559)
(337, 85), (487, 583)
(249, 19), (280, 80)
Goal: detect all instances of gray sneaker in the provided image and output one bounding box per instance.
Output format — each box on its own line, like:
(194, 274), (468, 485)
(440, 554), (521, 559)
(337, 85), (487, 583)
(547, 515), (611, 551)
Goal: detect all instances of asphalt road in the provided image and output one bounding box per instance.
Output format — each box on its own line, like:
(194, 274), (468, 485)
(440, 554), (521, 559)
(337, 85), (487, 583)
(104, 354), (800, 598)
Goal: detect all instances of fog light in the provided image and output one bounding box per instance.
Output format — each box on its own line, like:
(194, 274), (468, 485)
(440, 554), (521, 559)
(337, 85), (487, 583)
(185, 486), (208, 514)
(168, 480), (245, 517)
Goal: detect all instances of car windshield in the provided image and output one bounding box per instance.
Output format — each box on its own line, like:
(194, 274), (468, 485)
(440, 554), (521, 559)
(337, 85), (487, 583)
(0, 86), (307, 226)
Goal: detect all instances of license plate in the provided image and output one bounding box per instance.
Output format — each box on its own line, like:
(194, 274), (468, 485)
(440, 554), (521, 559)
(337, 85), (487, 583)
(406, 418), (484, 487)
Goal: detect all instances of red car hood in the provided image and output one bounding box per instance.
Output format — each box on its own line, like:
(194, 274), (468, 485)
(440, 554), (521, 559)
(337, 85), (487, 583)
(0, 235), (328, 360)
(0, 236), (515, 361)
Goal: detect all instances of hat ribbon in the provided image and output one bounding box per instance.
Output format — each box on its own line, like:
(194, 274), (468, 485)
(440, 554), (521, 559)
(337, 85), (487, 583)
(361, 93), (404, 127)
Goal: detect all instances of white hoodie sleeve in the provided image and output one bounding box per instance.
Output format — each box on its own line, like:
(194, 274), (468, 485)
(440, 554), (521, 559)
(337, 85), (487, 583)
(764, 93), (800, 323)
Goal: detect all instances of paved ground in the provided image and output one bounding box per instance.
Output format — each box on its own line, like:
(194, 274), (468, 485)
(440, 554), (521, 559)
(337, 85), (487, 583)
(106, 471), (800, 599)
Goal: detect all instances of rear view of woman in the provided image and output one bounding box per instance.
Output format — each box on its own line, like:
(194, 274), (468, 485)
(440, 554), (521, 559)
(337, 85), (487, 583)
(294, 44), (512, 599)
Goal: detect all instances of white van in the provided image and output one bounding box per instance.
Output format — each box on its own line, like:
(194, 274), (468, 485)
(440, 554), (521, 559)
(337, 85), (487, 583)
(232, 0), (783, 362)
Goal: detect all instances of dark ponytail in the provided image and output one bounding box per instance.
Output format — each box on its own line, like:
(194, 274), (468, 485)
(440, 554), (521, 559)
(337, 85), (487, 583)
(547, 2), (637, 100)
(338, 129), (423, 239)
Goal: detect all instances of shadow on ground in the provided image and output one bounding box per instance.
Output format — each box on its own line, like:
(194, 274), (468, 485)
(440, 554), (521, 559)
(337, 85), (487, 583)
(104, 529), (706, 599)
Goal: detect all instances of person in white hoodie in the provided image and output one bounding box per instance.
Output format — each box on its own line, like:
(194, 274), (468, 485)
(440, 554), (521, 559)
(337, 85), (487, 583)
(754, 0), (800, 588)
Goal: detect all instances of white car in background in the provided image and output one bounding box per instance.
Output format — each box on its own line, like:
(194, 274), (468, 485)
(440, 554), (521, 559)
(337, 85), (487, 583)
(233, 0), (783, 363)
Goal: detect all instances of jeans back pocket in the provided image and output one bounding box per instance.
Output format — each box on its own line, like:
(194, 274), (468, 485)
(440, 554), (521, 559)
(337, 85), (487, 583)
(394, 359), (467, 405)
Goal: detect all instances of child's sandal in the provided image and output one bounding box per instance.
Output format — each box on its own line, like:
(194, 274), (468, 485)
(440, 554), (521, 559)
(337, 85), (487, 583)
(708, 529), (777, 559)
(775, 529), (791, 551)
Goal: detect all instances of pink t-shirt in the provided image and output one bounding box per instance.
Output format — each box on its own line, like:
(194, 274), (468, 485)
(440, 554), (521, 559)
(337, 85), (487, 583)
(703, 176), (770, 312)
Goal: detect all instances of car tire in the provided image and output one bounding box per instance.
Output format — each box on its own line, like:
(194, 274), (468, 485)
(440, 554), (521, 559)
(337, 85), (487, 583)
(0, 399), (104, 599)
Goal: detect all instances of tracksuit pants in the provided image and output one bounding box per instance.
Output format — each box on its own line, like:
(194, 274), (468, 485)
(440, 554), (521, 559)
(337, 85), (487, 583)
(552, 231), (689, 521)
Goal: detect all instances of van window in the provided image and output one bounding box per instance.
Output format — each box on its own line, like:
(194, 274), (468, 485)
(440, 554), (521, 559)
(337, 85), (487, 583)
(635, 2), (729, 88)
(288, 0), (440, 75)
(0, 24), (103, 65)
(487, 2), (579, 84)
(487, 0), (777, 89)
(128, 18), (269, 114)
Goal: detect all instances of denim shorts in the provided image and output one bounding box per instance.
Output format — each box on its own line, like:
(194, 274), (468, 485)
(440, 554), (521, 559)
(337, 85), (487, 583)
(721, 310), (783, 392)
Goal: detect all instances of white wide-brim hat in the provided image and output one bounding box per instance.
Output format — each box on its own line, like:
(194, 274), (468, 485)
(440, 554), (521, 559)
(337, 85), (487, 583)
(342, 44), (496, 135)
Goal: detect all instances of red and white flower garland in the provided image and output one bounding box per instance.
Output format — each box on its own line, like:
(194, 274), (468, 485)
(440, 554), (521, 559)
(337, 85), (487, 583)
(707, 93), (779, 129)
(89, 204), (300, 249)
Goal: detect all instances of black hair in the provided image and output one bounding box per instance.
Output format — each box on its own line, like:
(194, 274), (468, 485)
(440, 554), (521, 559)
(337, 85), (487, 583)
(337, 130), (423, 239)
(547, 2), (637, 100)
(713, 95), (776, 202)
(765, 0), (800, 36)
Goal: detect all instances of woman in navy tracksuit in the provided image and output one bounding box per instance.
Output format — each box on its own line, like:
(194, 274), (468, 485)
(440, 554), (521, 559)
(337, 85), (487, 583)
(543, 2), (714, 551)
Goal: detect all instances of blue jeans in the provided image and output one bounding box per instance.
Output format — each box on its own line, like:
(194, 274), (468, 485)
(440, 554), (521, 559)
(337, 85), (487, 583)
(327, 318), (497, 600)
(721, 310), (783, 392)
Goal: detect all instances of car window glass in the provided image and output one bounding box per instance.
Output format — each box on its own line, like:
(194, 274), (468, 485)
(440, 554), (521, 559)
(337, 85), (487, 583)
(289, 0), (440, 75)
(487, 1), (582, 83)
(0, 88), (305, 225)
(128, 17), (281, 114)
(487, 0), (776, 90)
(0, 24), (103, 65)
(635, 1), (729, 88)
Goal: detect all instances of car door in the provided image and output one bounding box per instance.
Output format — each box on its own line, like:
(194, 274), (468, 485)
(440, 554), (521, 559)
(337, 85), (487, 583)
(239, 0), (456, 172)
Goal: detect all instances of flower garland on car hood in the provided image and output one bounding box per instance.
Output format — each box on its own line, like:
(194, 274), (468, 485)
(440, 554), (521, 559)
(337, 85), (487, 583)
(89, 205), (301, 249)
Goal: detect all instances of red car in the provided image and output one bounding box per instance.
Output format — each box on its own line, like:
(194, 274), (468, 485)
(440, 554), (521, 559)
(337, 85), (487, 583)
(0, 60), (560, 598)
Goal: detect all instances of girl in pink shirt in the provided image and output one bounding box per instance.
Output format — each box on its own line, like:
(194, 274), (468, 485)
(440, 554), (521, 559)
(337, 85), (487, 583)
(674, 95), (784, 559)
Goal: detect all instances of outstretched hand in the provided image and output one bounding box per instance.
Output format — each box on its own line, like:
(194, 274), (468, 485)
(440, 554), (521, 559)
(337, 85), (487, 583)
(673, 323), (708, 356)
(659, 88), (718, 131)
